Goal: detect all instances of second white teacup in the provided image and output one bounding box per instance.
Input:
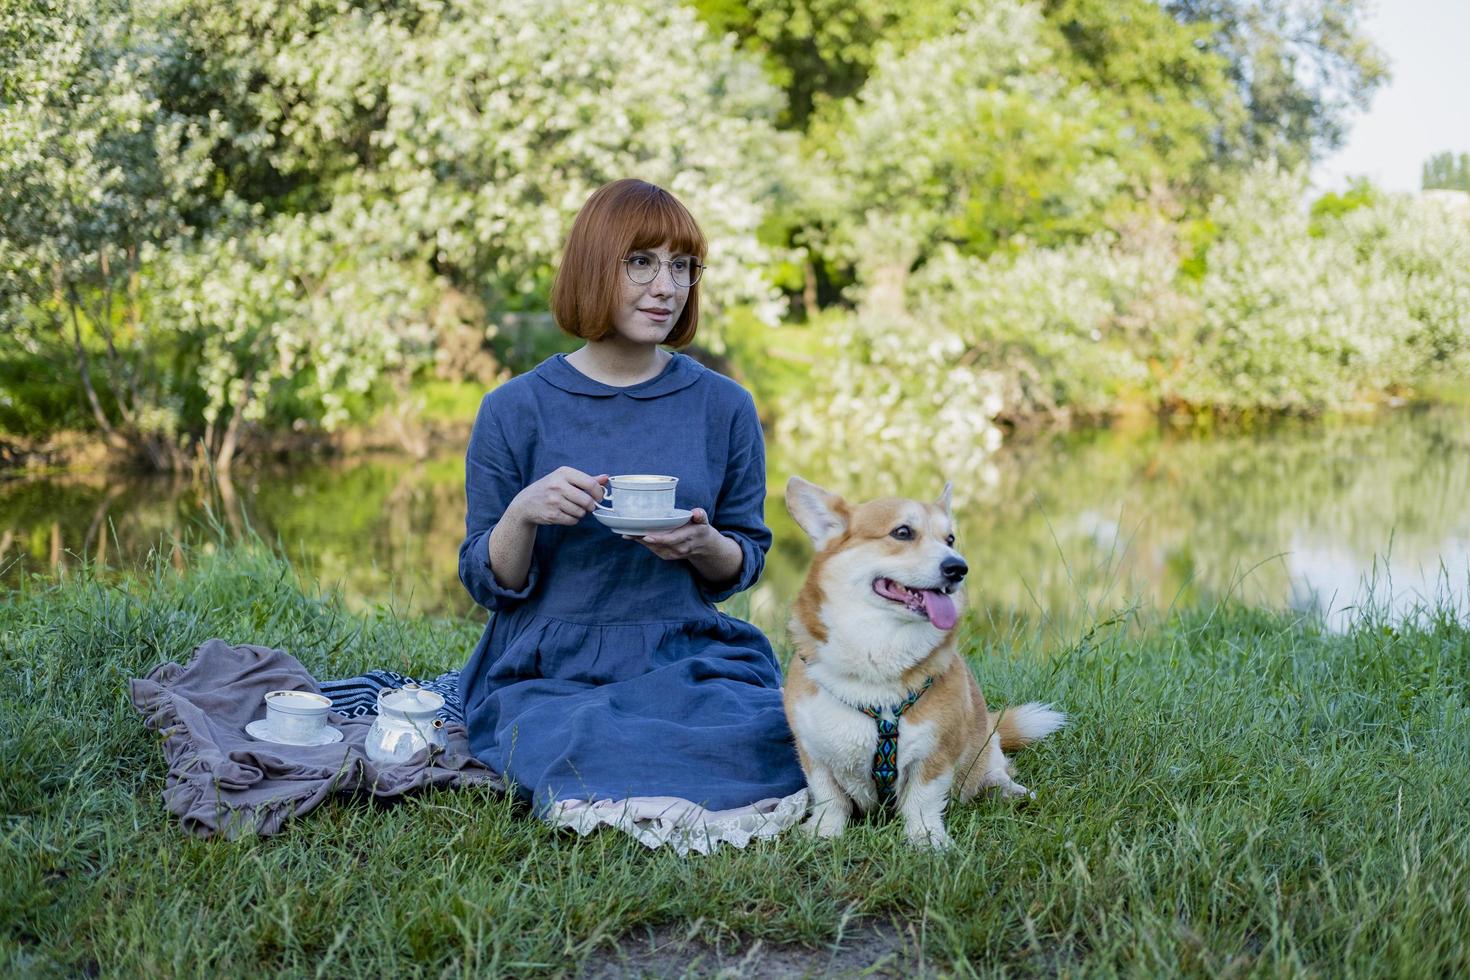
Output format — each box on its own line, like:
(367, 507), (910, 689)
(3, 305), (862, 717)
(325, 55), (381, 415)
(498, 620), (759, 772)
(598, 474), (678, 519)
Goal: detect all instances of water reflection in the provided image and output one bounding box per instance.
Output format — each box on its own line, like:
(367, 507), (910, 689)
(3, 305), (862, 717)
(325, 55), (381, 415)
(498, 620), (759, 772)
(3, 406), (1468, 635)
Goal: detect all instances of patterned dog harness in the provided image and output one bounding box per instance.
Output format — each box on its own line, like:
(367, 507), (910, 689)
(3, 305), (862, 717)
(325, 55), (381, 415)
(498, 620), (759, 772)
(858, 677), (934, 805)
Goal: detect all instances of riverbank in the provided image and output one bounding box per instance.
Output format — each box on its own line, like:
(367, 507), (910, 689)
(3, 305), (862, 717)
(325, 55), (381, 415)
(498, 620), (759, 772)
(0, 418), (476, 477)
(4, 545), (1468, 975)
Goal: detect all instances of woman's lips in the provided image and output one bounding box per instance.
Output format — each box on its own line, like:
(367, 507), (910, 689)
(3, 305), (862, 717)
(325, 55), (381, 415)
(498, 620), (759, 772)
(640, 308), (671, 322)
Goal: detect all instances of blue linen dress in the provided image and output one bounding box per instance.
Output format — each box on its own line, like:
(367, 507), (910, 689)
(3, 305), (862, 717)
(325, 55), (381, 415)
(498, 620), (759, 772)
(457, 353), (806, 813)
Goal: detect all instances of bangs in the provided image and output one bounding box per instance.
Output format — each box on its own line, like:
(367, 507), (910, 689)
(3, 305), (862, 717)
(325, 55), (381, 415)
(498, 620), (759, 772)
(624, 190), (707, 258)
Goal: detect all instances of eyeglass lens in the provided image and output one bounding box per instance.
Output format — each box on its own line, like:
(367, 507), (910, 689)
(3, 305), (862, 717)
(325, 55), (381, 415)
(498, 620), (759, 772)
(625, 253), (702, 287)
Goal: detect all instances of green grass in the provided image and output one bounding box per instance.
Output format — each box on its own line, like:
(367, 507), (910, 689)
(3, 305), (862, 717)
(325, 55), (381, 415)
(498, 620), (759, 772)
(3, 545), (1469, 977)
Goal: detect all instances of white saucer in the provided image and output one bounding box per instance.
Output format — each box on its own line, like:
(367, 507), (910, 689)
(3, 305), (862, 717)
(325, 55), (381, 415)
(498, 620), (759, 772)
(592, 507), (693, 536)
(245, 718), (344, 747)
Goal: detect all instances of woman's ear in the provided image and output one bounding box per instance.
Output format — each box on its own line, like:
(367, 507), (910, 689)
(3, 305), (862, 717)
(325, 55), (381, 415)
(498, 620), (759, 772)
(786, 476), (848, 550)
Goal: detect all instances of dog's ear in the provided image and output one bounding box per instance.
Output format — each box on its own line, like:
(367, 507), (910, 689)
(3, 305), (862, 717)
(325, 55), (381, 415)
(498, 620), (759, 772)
(938, 481), (953, 514)
(786, 476), (848, 550)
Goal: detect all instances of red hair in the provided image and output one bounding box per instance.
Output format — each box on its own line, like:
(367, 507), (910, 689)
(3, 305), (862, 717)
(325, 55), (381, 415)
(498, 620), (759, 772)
(550, 179), (708, 346)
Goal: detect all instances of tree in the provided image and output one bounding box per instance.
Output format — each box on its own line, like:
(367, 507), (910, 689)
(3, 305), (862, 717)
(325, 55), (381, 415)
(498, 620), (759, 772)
(1040, 0), (1241, 194)
(807, 0), (1145, 308)
(689, 0), (971, 131)
(1163, 0), (1389, 168)
(1422, 152), (1470, 192)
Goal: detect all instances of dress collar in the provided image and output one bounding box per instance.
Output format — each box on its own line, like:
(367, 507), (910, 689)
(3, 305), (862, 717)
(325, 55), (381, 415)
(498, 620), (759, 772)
(533, 352), (705, 399)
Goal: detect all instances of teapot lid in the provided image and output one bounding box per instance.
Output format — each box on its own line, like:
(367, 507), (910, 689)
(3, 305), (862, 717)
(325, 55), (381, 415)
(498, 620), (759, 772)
(377, 685), (445, 719)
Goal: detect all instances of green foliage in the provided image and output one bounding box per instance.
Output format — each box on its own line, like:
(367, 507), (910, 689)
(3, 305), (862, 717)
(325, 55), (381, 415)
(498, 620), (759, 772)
(410, 378), (493, 426)
(1309, 176), (1379, 232)
(1423, 151), (1470, 192)
(1040, 0), (1239, 191)
(0, 335), (95, 438)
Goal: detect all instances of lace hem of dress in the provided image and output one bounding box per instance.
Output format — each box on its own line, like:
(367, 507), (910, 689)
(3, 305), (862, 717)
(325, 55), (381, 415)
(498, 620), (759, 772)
(544, 789), (809, 856)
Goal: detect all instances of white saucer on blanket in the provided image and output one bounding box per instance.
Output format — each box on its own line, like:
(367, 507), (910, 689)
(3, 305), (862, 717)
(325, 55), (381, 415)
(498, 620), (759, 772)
(245, 718), (344, 746)
(592, 508), (693, 537)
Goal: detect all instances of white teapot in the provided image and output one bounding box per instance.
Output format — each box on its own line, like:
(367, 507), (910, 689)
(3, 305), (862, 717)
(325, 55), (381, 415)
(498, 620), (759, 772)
(365, 685), (448, 766)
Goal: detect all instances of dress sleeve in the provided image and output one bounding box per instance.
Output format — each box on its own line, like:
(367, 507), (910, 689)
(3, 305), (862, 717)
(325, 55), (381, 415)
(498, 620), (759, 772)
(458, 394), (536, 611)
(699, 392), (773, 603)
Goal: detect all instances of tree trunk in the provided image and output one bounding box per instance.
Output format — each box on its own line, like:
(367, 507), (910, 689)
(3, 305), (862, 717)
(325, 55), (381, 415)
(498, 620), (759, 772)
(803, 258), (819, 319)
(64, 285), (127, 449)
(216, 413), (243, 475)
(215, 469), (244, 537)
(93, 246), (140, 425)
(214, 371), (255, 475)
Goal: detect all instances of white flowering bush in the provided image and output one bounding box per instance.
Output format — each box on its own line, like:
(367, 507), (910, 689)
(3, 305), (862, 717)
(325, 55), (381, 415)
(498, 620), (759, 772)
(149, 202), (439, 438)
(910, 229), (1182, 416)
(774, 311), (1008, 501)
(1162, 166), (1410, 412)
(776, 227), (1179, 501)
(1328, 193), (1470, 381)
(2, 0), (792, 467)
(1164, 167), (1470, 413)
(0, 0), (222, 464)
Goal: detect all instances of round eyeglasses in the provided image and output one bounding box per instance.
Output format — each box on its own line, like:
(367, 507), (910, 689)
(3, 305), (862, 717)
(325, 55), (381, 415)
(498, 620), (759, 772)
(622, 252), (705, 288)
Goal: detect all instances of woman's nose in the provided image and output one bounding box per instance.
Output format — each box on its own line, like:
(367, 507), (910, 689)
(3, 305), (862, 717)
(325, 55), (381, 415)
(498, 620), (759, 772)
(648, 264), (676, 295)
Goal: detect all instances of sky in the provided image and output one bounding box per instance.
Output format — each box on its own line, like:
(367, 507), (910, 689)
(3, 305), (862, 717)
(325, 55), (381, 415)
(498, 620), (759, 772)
(1312, 0), (1470, 193)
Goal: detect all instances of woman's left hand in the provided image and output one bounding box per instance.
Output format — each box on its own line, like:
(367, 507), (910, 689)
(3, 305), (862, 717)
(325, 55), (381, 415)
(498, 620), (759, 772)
(630, 508), (724, 561)
(630, 508), (745, 586)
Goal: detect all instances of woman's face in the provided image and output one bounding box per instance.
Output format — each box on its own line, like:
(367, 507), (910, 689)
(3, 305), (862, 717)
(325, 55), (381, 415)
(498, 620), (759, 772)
(610, 243), (692, 346)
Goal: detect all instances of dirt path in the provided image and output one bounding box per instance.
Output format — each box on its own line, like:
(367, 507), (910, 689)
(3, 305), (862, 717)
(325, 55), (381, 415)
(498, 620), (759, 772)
(582, 920), (930, 978)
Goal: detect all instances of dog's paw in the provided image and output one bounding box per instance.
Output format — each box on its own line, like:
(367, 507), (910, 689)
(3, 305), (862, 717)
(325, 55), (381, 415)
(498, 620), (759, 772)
(802, 813), (847, 839)
(982, 776), (1034, 801)
(906, 826), (955, 850)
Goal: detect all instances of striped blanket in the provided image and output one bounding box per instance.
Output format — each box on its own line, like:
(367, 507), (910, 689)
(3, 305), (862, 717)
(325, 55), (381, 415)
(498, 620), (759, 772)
(317, 669), (464, 725)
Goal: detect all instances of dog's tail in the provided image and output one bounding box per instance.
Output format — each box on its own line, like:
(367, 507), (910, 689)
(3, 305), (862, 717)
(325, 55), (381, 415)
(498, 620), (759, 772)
(991, 702), (1066, 751)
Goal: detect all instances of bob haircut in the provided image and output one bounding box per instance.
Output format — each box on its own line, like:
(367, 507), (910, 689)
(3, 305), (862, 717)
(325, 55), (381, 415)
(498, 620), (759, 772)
(550, 179), (708, 347)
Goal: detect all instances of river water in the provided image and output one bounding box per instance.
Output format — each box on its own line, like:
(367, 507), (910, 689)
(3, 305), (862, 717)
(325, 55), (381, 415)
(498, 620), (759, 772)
(4, 405), (1468, 638)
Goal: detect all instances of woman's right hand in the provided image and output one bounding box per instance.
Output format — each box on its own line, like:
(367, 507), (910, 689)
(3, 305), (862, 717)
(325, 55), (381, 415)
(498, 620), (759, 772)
(507, 468), (608, 527)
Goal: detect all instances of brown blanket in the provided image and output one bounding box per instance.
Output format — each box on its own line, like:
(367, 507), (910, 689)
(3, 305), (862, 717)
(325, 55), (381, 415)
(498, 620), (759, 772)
(129, 639), (502, 837)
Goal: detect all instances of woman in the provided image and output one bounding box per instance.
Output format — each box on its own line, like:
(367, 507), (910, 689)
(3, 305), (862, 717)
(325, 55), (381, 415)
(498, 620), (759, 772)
(457, 178), (807, 851)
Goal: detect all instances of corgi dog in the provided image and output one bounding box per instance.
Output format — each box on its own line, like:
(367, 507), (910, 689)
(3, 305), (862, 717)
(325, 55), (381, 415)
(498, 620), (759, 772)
(782, 477), (1065, 848)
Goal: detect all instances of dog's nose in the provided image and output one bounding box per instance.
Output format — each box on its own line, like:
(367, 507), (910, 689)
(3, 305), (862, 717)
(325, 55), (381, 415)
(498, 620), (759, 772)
(940, 557), (968, 583)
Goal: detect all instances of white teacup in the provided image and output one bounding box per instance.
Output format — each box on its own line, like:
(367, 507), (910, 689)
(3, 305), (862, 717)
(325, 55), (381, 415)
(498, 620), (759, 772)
(263, 690), (332, 743)
(598, 474), (678, 519)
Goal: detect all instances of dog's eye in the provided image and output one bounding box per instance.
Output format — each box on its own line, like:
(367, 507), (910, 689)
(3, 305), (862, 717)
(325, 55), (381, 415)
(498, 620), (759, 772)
(890, 525), (914, 540)
(945, 534), (956, 546)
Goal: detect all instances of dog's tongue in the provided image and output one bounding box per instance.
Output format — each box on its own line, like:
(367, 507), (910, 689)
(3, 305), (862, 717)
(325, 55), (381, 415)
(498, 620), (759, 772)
(920, 589), (958, 630)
